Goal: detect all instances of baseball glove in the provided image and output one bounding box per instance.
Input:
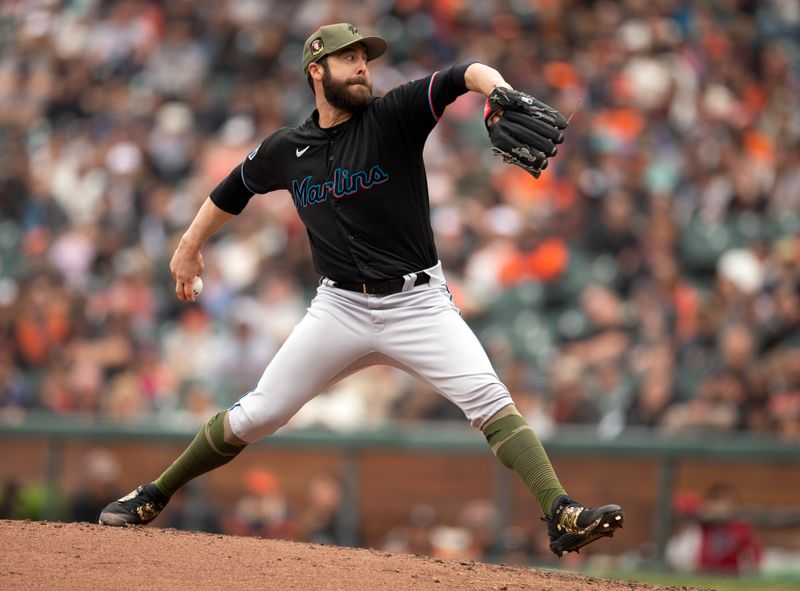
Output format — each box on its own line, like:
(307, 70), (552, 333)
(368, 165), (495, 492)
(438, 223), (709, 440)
(484, 86), (569, 178)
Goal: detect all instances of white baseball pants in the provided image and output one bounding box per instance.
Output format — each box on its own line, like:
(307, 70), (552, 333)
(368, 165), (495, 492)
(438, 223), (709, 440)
(227, 262), (513, 443)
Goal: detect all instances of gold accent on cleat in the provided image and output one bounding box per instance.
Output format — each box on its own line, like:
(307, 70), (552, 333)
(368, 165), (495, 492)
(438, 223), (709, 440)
(556, 505), (604, 535)
(135, 503), (160, 522)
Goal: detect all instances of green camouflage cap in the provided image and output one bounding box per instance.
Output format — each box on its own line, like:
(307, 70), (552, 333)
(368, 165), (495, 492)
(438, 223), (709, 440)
(302, 23), (388, 73)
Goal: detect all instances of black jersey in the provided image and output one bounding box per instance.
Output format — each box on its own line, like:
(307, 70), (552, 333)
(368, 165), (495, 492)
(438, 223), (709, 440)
(210, 61), (477, 284)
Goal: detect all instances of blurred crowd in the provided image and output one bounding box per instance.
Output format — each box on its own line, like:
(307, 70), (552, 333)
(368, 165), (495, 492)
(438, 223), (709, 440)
(0, 0), (798, 439)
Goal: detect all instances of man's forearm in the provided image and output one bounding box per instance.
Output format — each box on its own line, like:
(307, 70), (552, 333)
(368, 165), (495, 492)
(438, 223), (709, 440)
(170, 197), (235, 302)
(464, 63), (512, 96)
(181, 197), (236, 250)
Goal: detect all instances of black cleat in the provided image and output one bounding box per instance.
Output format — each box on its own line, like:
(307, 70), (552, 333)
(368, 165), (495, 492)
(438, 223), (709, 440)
(98, 483), (169, 526)
(545, 495), (624, 557)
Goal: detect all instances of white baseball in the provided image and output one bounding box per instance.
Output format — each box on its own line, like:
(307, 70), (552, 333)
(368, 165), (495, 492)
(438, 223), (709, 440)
(191, 276), (203, 296)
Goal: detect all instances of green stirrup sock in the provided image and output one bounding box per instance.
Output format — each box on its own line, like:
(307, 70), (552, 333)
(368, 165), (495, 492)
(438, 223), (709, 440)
(154, 411), (246, 498)
(483, 414), (566, 518)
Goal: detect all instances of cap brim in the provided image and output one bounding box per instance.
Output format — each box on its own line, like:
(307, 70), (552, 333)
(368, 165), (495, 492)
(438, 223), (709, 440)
(337, 35), (388, 63)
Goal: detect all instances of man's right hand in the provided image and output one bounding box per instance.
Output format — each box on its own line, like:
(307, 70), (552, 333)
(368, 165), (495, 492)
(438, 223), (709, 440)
(170, 237), (205, 302)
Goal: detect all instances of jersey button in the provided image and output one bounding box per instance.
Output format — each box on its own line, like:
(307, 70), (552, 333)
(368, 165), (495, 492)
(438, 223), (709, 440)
(329, 156), (334, 161)
(347, 234), (354, 240)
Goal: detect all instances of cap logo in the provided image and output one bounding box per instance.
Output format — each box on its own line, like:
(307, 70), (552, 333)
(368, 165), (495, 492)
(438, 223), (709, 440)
(310, 37), (324, 55)
(347, 24), (359, 35)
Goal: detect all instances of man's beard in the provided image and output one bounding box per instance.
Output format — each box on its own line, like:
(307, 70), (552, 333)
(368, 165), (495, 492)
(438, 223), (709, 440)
(322, 67), (372, 113)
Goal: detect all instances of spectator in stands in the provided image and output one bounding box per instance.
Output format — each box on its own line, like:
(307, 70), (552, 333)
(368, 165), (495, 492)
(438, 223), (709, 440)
(0, 479), (23, 519)
(696, 483), (762, 575)
(13, 273), (72, 370)
(297, 471), (344, 545)
(67, 448), (123, 523)
(458, 499), (503, 562)
(549, 355), (598, 425)
(0, 338), (31, 413)
(626, 370), (675, 429)
(666, 483), (763, 575)
(165, 481), (222, 534)
(584, 189), (642, 295)
(665, 491), (703, 573)
(223, 468), (294, 540)
(382, 503), (437, 556)
(660, 372), (739, 434)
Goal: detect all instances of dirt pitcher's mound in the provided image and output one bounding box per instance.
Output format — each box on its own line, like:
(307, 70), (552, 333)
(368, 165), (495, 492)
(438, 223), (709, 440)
(0, 520), (698, 591)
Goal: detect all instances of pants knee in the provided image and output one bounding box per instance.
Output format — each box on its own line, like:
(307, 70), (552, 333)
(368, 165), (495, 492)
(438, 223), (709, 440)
(227, 403), (291, 443)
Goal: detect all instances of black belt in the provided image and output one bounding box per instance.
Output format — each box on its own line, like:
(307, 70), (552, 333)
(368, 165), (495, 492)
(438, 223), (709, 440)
(333, 272), (431, 296)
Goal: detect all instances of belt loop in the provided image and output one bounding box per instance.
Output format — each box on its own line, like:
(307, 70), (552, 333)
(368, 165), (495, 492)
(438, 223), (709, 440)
(402, 273), (417, 292)
(362, 283), (368, 295)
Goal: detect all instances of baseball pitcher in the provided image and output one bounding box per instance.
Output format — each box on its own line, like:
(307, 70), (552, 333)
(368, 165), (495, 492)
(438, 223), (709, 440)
(99, 23), (623, 557)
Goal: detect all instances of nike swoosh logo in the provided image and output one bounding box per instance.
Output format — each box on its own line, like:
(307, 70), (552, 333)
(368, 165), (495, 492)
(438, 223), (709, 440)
(296, 146), (310, 157)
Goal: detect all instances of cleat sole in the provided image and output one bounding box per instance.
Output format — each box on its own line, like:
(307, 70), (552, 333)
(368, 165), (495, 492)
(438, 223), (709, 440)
(549, 508), (624, 556)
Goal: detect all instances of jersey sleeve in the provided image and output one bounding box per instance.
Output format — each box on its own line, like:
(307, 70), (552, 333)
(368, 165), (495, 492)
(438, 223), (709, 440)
(376, 61), (479, 145)
(241, 130), (286, 194)
(209, 130), (286, 214)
